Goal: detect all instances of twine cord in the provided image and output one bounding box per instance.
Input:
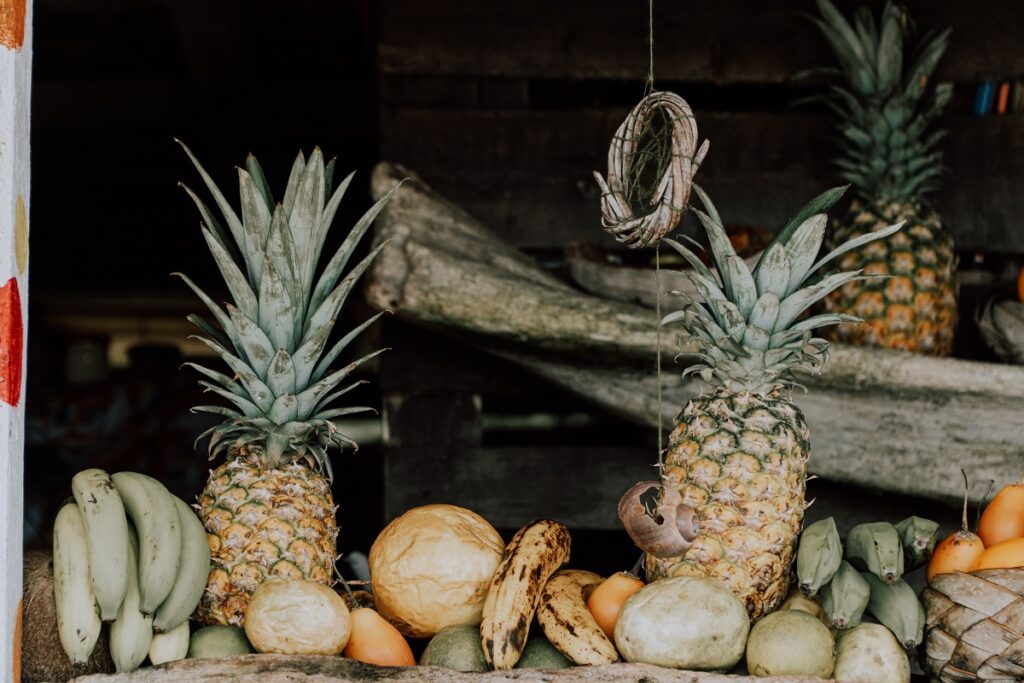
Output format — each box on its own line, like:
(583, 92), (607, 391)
(647, 0), (665, 471)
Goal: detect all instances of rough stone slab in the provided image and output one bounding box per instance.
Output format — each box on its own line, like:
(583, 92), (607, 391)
(70, 654), (829, 682)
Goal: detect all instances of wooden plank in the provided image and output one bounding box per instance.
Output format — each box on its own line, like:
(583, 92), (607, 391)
(0, 1), (30, 680)
(379, 0), (1024, 83)
(380, 108), (1024, 252)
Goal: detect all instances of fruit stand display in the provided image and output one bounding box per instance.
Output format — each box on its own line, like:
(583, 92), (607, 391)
(16, 1), (1024, 683)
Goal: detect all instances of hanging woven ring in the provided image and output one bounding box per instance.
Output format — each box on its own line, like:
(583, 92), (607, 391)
(593, 91), (709, 249)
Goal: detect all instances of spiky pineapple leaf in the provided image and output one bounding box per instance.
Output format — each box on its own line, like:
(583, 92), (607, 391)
(179, 184), (242, 264)
(748, 293), (780, 332)
(227, 305), (275, 380)
(808, 220), (903, 275)
(875, 2), (904, 93)
(784, 214), (827, 294)
(306, 184), (401, 326)
(174, 273), (242, 352)
(754, 243), (791, 300)
(258, 259), (295, 353)
(269, 394), (299, 424)
(238, 169), (273, 288)
(290, 149), (326, 293)
(724, 255), (757, 317)
(774, 271), (867, 332)
(200, 227), (258, 321)
(311, 380), (367, 416)
(186, 314), (234, 353)
(266, 350), (297, 397)
(264, 205), (303, 340)
(741, 325), (770, 352)
(790, 313), (862, 332)
(282, 150), (306, 217)
(245, 153), (275, 210)
(296, 348), (387, 418)
(304, 242), (387, 342)
(191, 405), (243, 419)
(191, 335), (274, 412)
(183, 362), (243, 395)
(312, 170), (356, 280)
(199, 381), (262, 418)
(753, 185), (847, 283)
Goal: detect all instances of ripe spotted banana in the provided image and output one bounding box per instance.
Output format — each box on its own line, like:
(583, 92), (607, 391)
(844, 522), (904, 584)
(862, 572), (925, 648)
(796, 516), (843, 596)
(148, 619), (190, 665)
(481, 519), (571, 670)
(153, 496), (211, 633)
(820, 560), (870, 630)
(71, 468), (130, 621)
(52, 503), (102, 664)
(537, 569), (618, 665)
(112, 471), (181, 613)
(110, 528), (154, 673)
(894, 516), (940, 569)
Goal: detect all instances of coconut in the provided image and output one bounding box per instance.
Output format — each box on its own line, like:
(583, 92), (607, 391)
(419, 625), (489, 672)
(22, 550), (115, 682)
(369, 504), (504, 638)
(614, 576), (749, 670)
(244, 579), (351, 655)
(833, 623), (910, 683)
(745, 609), (835, 677)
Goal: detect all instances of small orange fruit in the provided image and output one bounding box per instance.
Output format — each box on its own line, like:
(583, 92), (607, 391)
(1017, 265), (1024, 303)
(928, 471), (986, 582)
(978, 481), (1024, 547)
(343, 607), (416, 667)
(586, 572), (645, 639)
(974, 538), (1024, 571)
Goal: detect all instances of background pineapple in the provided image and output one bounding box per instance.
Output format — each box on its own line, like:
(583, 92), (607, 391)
(810, 0), (957, 355)
(647, 185), (901, 618)
(177, 141), (396, 625)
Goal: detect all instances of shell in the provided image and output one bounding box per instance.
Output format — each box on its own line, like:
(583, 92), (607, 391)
(617, 481), (698, 558)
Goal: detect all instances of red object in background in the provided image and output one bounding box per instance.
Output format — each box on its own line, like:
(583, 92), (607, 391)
(0, 277), (23, 406)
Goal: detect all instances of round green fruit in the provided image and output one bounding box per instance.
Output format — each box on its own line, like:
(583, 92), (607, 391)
(419, 625), (489, 672)
(745, 609), (835, 677)
(187, 625), (253, 659)
(834, 623), (910, 683)
(614, 576), (749, 670)
(515, 638), (572, 669)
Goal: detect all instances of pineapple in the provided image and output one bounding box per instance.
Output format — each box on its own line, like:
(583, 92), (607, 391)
(647, 185), (901, 618)
(176, 141), (396, 625)
(810, 0), (957, 355)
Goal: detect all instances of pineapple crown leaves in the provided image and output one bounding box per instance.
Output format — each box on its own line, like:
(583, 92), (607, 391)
(175, 140), (399, 476)
(805, 0), (952, 203)
(662, 184), (903, 394)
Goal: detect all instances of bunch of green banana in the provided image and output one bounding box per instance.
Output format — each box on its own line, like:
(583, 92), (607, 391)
(52, 468), (211, 672)
(862, 573), (926, 648)
(844, 522), (904, 583)
(894, 516), (940, 569)
(796, 517), (843, 596)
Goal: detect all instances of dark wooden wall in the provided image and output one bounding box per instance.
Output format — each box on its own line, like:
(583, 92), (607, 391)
(378, 0), (1024, 253)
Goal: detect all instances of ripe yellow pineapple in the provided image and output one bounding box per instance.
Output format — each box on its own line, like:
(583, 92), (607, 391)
(810, 0), (957, 355)
(648, 185), (901, 618)
(177, 142), (397, 625)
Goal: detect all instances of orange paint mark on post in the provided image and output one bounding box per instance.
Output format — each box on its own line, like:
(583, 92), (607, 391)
(0, 278), (22, 407)
(14, 195), (26, 275)
(0, 0), (25, 50)
(12, 599), (20, 683)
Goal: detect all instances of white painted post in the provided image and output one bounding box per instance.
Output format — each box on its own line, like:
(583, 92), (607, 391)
(0, 0), (31, 680)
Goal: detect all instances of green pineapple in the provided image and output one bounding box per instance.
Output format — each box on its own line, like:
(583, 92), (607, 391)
(809, 0), (957, 355)
(648, 185), (901, 618)
(176, 141), (397, 625)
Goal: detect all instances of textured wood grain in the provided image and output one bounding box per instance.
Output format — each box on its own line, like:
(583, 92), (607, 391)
(71, 654), (830, 682)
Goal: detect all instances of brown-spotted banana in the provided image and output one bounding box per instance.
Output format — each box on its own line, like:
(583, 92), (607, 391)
(844, 522), (903, 584)
(862, 572), (925, 648)
(71, 468), (130, 621)
(481, 519), (571, 670)
(153, 496), (211, 633)
(110, 527), (154, 673)
(796, 516), (843, 596)
(537, 569), (619, 665)
(112, 472), (181, 613)
(820, 560), (870, 630)
(52, 503), (102, 664)
(148, 619), (190, 665)
(894, 516), (940, 569)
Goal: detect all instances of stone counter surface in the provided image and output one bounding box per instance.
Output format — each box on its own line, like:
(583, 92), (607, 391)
(68, 655), (831, 683)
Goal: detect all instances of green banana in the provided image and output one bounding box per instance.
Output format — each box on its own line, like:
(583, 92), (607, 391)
(52, 503), (102, 664)
(796, 517), (843, 596)
(112, 472), (181, 613)
(820, 561), (870, 630)
(153, 496), (211, 633)
(110, 527), (154, 673)
(862, 572), (925, 648)
(844, 522), (904, 584)
(71, 468), (130, 621)
(894, 516), (940, 569)
(149, 620), (190, 665)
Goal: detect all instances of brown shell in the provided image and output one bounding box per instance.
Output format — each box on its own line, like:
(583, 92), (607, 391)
(617, 481), (698, 558)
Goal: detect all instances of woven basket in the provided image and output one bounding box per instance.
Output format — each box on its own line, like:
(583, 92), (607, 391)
(923, 568), (1024, 681)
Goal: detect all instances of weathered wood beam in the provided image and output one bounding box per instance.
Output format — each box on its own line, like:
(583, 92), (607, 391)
(365, 162), (1024, 505)
(71, 654), (828, 682)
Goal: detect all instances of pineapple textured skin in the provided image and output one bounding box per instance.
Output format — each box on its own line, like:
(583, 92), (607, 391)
(649, 391), (809, 619)
(824, 199), (956, 355)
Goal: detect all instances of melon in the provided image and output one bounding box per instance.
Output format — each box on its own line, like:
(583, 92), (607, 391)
(614, 576), (749, 670)
(370, 504), (504, 638)
(187, 625), (253, 659)
(419, 625), (489, 672)
(745, 609), (835, 677)
(515, 638), (573, 669)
